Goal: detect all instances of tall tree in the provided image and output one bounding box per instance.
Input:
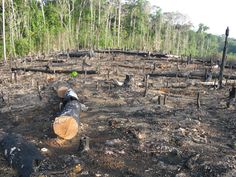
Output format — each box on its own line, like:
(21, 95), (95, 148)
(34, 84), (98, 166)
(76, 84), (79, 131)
(2, 0), (7, 63)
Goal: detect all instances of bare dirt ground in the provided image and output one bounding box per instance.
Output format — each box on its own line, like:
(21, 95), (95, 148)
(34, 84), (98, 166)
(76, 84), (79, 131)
(0, 53), (236, 177)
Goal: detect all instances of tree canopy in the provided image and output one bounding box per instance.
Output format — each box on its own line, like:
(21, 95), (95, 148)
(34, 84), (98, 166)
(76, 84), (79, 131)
(0, 0), (235, 60)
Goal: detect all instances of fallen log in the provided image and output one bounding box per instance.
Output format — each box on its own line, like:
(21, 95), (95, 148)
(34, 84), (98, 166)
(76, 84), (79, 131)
(60, 51), (95, 58)
(148, 71), (236, 80)
(192, 58), (236, 69)
(113, 63), (152, 70)
(53, 88), (81, 140)
(11, 67), (97, 75)
(0, 131), (43, 177)
(95, 49), (168, 58)
(24, 58), (65, 63)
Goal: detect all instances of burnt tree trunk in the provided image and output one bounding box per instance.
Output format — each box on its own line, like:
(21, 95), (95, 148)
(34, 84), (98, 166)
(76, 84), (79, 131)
(219, 27), (229, 88)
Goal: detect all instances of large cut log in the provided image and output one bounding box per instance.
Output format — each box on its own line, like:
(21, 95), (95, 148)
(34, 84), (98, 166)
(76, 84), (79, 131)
(0, 132), (43, 177)
(60, 51), (95, 58)
(95, 49), (168, 58)
(148, 71), (236, 80)
(11, 67), (97, 75)
(53, 88), (81, 140)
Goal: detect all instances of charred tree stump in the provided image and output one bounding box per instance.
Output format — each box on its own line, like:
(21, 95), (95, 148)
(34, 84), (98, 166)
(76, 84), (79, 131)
(11, 71), (17, 83)
(197, 92), (201, 109)
(158, 96), (161, 105)
(227, 86), (236, 108)
(78, 136), (90, 152)
(143, 75), (149, 97)
(229, 86), (236, 99)
(205, 69), (212, 82)
(53, 88), (81, 140)
(37, 81), (42, 101)
(0, 132), (43, 177)
(187, 54), (192, 65)
(218, 27), (229, 88)
(152, 63), (156, 74)
(123, 75), (134, 88)
(107, 69), (110, 79)
(0, 91), (4, 103)
(164, 95), (167, 105)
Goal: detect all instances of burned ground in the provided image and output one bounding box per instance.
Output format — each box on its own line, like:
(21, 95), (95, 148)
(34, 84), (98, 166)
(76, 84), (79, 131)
(0, 53), (236, 177)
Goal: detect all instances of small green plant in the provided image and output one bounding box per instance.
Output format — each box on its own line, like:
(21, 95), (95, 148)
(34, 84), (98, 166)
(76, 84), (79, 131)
(70, 71), (78, 77)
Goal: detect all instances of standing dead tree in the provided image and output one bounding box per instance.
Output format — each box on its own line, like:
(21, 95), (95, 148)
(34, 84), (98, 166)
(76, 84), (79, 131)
(218, 27), (229, 88)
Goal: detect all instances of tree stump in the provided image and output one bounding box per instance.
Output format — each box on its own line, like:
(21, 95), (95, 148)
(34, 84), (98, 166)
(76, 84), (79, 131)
(227, 86), (236, 108)
(123, 75), (134, 88)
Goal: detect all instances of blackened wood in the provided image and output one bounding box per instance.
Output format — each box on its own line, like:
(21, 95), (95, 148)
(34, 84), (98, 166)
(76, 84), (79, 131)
(78, 136), (90, 152)
(152, 63), (156, 73)
(123, 75), (134, 88)
(227, 86), (236, 108)
(187, 54), (192, 64)
(60, 100), (81, 123)
(11, 67), (97, 75)
(37, 81), (42, 101)
(149, 71), (236, 80)
(60, 51), (95, 58)
(219, 27), (229, 88)
(53, 89), (81, 140)
(197, 92), (201, 109)
(229, 86), (236, 99)
(205, 69), (212, 82)
(95, 50), (168, 58)
(158, 96), (161, 105)
(114, 64), (152, 70)
(164, 95), (167, 105)
(0, 133), (43, 177)
(0, 91), (4, 103)
(143, 75), (149, 97)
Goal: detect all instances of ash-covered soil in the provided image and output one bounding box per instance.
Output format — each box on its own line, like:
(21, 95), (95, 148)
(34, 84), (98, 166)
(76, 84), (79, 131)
(0, 53), (236, 177)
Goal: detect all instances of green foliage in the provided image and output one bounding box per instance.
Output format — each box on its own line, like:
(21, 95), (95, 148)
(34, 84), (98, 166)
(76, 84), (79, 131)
(15, 39), (30, 56)
(1, 0), (236, 60)
(70, 71), (78, 77)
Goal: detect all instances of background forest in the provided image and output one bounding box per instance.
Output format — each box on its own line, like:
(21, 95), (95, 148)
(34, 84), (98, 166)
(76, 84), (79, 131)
(0, 0), (236, 60)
